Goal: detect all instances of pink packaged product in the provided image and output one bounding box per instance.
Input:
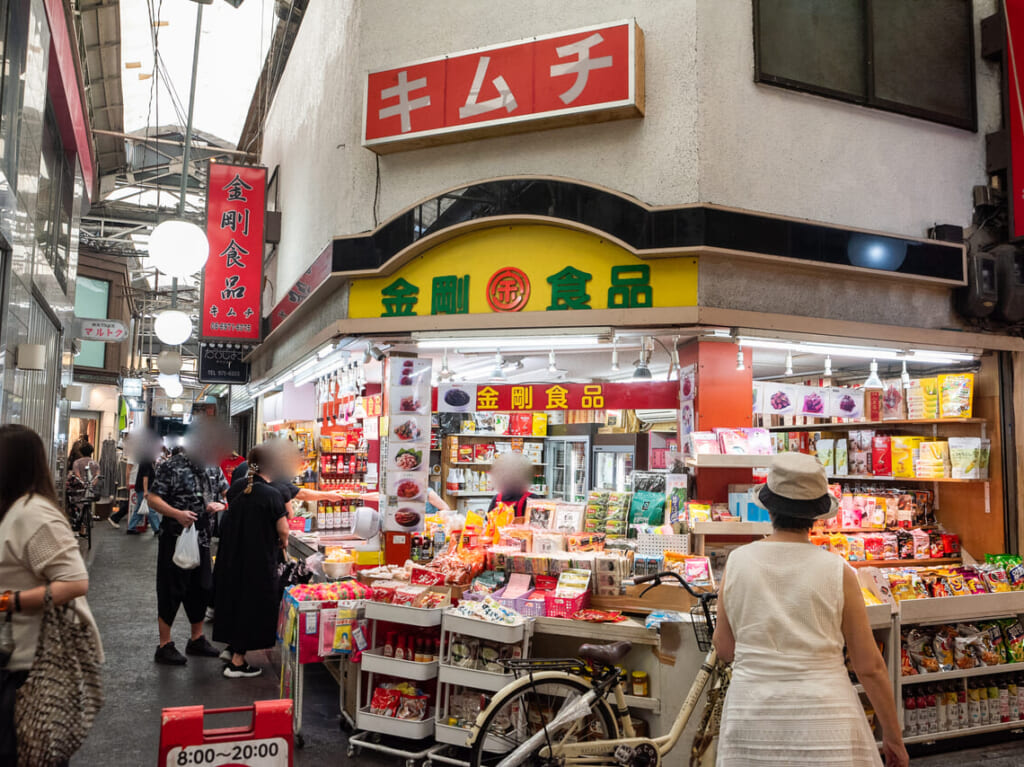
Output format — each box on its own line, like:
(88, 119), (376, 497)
(911, 529), (931, 560)
(840, 495), (861, 529)
(742, 428), (773, 455)
(690, 432), (721, 455)
(716, 428), (750, 455)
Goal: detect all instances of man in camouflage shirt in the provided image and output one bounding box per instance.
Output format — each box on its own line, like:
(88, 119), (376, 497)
(147, 422), (229, 665)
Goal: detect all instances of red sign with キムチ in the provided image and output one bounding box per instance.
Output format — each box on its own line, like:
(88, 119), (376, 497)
(363, 20), (643, 153)
(201, 163), (267, 341)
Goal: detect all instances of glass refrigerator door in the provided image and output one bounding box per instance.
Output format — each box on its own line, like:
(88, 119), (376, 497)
(568, 440), (589, 502)
(594, 450), (635, 492)
(546, 438), (590, 502)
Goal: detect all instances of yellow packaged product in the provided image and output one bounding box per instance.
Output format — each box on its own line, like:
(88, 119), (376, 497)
(890, 436), (923, 478)
(939, 373), (974, 418)
(862, 587), (882, 606)
(906, 378), (939, 420)
(829, 532), (850, 559)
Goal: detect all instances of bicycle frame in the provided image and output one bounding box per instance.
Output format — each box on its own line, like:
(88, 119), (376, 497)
(546, 648), (718, 765)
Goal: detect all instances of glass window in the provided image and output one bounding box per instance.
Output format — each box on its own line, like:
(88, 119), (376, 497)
(0, 0), (23, 190)
(754, 0), (976, 130)
(74, 276), (109, 369)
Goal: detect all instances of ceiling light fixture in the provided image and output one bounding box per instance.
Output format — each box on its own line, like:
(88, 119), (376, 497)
(148, 220), (209, 279)
(901, 360), (911, 390)
(633, 337), (653, 380)
(784, 351), (793, 376)
(490, 352), (507, 380)
(439, 349), (453, 381)
(736, 346), (745, 371)
(417, 335), (601, 351)
(547, 350), (558, 374)
(864, 360), (884, 390)
(611, 339), (620, 372)
(154, 310), (193, 345)
(824, 355), (833, 377)
(736, 337), (975, 365)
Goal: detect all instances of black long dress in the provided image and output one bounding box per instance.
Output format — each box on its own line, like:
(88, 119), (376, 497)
(213, 476), (287, 652)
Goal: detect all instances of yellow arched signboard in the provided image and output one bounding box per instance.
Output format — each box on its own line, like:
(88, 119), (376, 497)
(347, 224), (697, 319)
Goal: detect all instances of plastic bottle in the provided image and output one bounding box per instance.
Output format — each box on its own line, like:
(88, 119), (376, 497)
(395, 636), (407, 661)
(383, 632), (395, 658)
(917, 688), (933, 734)
(904, 693), (918, 737)
(317, 504), (326, 530)
(1017, 674), (1024, 720)
(957, 685), (968, 729)
(935, 685), (948, 732)
(968, 682), (981, 727)
(944, 686), (959, 730)
(999, 678), (1010, 723)
(988, 679), (1001, 724)
(1009, 677), (1020, 722)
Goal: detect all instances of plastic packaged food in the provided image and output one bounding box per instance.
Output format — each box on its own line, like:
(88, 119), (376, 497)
(939, 373), (974, 418)
(1001, 619), (1024, 663)
(908, 628), (940, 673)
(932, 626), (956, 671)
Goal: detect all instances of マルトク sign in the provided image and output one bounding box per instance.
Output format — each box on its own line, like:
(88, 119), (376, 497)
(363, 20), (644, 153)
(201, 162), (267, 342)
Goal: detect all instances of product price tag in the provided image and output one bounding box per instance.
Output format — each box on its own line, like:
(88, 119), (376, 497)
(167, 737), (288, 767)
(352, 624), (368, 651)
(304, 611), (318, 635)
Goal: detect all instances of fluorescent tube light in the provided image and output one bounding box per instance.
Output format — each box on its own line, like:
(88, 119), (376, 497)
(417, 335), (600, 351)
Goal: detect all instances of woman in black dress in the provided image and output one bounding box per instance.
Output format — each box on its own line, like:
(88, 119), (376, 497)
(214, 445), (289, 678)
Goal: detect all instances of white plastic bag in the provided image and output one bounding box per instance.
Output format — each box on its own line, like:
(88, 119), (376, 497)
(172, 526), (201, 570)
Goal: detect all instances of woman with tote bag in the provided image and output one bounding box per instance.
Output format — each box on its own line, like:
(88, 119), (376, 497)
(0, 425), (104, 765)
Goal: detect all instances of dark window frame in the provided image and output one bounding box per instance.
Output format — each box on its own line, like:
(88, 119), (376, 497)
(753, 0), (978, 132)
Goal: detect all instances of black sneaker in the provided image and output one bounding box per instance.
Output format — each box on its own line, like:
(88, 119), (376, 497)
(223, 661), (262, 679)
(125, 529), (140, 536)
(154, 642), (187, 666)
(186, 636), (221, 657)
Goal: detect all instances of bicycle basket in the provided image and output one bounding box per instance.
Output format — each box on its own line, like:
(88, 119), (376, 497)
(690, 600), (717, 652)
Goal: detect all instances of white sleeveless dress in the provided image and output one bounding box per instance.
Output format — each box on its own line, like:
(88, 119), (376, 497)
(716, 541), (882, 766)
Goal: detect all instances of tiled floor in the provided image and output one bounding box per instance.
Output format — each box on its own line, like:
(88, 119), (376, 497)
(73, 523), (1024, 765)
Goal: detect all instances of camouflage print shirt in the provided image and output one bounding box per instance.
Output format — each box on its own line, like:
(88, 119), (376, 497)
(150, 453), (229, 542)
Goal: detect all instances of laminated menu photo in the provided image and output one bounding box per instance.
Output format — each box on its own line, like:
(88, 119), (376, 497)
(799, 387), (828, 417)
(828, 387), (864, 419)
(764, 383), (797, 416)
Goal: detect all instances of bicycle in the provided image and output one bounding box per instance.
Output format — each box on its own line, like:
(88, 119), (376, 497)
(466, 571), (726, 767)
(65, 474), (93, 550)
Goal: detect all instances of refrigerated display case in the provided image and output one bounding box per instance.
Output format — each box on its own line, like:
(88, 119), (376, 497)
(545, 425), (593, 502)
(593, 433), (649, 492)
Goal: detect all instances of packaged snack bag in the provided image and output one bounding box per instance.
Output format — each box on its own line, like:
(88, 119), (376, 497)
(841, 495), (861, 530)
(907, 378), (939, 420)
(872, 435), (892, 476)
(881, 533), (899, 560)
(908, 628), (940, 672)
(863, 535), (883, 560)
(897, 530), (914, 560)
(977, 622), (1006, 666)
(942, 533), (961, 559)
(948, 437), (982, 479)
(815, 439), (835, 473)
(881, 382), (906, 420)
(960, 567), (990, 595)
(981, 564), (1011, 593)
(933, 625), (957, 671)
(911, 529), (931, 559)
(901, 636), (917, 676)
(929, 532), (945, 560)
(999, 618), (1024, 663)
(891, 436), (923, 478)
(862, 587), (882, 606)
(833, 439), (849, 476)
(939, 373), (975, 418)
(946, 571), (970, 596)
(848, 535), (866, 562)
(830, 532), (850, 559)
(954, 633), (980, 670)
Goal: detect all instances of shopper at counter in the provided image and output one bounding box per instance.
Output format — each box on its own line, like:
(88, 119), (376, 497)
(486, 452), (535, 518)
(214, 445), (289, 679)
(146, 422), (229, 666)
(712, 453), (907, 767)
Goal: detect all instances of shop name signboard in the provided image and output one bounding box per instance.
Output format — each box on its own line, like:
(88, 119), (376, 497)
(348, 225), (697, 320)
(363, 20), (643, 153)
(438, 382), (678, 412)
(201, 162), (267, 342)
(74, 318), (127, 342)
(198, 344), (252, 385)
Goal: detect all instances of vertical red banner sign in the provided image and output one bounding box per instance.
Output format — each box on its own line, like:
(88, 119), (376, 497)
(1008, 2), (1024, 240)
(201, 162), (267, 341)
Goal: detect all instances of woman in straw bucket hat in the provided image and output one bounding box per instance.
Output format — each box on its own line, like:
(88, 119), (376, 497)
(713, 453), (908, 767)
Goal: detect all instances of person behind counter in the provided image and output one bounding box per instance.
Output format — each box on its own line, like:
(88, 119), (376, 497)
(486, 452), (536, 519)
(230, 442), (349, 515)
(712, 453), (907, 767)
(214, 445), (289, 679)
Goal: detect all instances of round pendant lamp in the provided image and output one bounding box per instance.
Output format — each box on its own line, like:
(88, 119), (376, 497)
(148, 220), (209, 279)
(161, 376), (184, 399)
(154, 310), (193, 346)
(157, 350), (183, 375)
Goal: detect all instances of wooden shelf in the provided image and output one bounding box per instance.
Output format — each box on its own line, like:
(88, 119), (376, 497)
(767, 418), (985, 433)
(902, 661), (1024, 685)
(686, 454), (774, 469)
(829, 475), (987, 484)
(848, 557), (961, 569)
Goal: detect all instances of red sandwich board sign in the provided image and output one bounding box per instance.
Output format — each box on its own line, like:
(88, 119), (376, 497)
(201, 162), (267, 342)
(363, 20), (644, 153)
(159, 701), (292, 767)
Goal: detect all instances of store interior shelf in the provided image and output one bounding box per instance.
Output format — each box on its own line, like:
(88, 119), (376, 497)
(455, 461), (546, 466)
(828, 475), (987, 484)
(438, 664), (514, 693)
(447, 491), (497, 497)
(533, 616), (659, 646)
(848, 558), (961, 569)
(899, 592), (1024, 624)
(361, 648), (438, 681)
(865, 603), (895, 629)
(902, 719), (1024, 745)
(623, 694), (660, 712)
(691, 521), (773, 536)
(356, 708), (435, 740)
(686, 454), (774, 469)
(363, 600), (444, 627)
(902, 661), (1024, 685)
(767, 419), (985, 433)
(453, 433), (547, 439)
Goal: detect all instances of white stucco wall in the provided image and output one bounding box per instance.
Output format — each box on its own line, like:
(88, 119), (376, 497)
(260, 0), (996, 302)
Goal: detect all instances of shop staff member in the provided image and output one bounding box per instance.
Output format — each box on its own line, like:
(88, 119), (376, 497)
(146, 422), (229, 666)
(712, 453), (908, 767)
(487, 452), (536, 519)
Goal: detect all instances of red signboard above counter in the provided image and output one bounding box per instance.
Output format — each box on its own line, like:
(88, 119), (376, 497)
(437, 381), (678, 413)
(363, 20), (644, 153)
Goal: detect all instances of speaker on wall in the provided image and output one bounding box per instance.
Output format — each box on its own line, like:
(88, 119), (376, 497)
(957, 249), (998, 319)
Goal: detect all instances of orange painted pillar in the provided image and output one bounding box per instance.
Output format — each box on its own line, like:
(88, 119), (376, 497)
(680, 340), (753, 503)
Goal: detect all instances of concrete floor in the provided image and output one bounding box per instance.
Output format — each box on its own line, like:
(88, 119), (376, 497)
(72, 523), (1024, 766)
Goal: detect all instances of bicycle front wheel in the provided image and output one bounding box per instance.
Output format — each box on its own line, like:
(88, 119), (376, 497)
(470, 675), (618, 767)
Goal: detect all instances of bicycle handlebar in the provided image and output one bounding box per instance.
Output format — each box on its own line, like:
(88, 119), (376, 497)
(635, 570), (717, 601)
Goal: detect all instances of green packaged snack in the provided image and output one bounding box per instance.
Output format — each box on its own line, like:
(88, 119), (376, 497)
(628, 491), (665, 529)
(999, 618), (1024, 663)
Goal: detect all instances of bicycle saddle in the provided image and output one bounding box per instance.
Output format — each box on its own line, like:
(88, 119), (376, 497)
(579, 641), (632, 667)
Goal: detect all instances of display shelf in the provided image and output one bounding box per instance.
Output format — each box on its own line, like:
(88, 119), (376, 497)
(902, 661), (1024, 685)
(453, 433), (547, 439)
(829, 474), (987, 484)
(361, 648), (438, 681)
(532, 616), (660, 646)
(448, 491), (497, 498)
(767, 418), (985, 433)
(686, 454), (774, 469)
(442, 612), (527, 644)
(363, 601), (444, 627)
(848, 558), (962, 569)
(691, 521), (773, 536)
(899, 592), (1024, 624)
(438, 663), (513, 692)
(865, 603), (895, 629)
(434, 722), (472, 748)
(902, 719), (1024, 745)
(322, 451), (368, 456)
(355, 708), (435, 740)
(455, 461), (546, 466)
